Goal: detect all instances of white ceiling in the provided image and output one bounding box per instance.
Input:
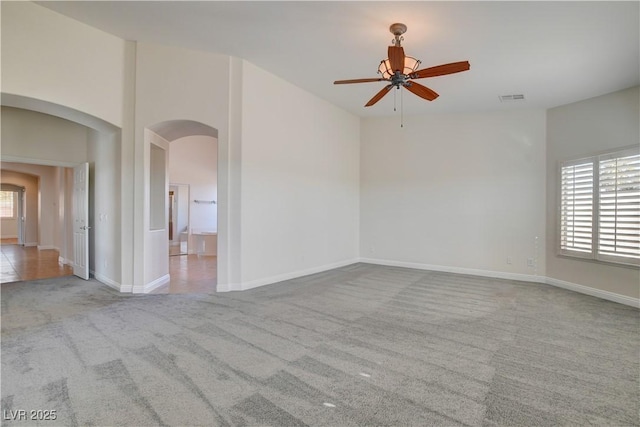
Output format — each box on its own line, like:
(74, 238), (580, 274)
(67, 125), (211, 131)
(38, 1), (639, 117)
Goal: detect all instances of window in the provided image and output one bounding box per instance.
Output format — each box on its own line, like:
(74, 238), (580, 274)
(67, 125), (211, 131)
(560, 147), (640, 266)
(0, 191), (15, 218)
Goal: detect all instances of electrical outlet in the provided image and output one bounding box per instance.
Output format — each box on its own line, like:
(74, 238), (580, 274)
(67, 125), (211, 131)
(527, 258), (535, 267)
(506, 257), (512, 265)
(370, 246), (376, 254)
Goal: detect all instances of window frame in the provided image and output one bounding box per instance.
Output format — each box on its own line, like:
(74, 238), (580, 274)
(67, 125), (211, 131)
(558, 145), (640, 268)
(0, 190), (16, 219)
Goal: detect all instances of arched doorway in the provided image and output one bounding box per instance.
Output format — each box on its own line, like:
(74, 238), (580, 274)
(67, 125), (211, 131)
(144, 120), (219, 294)
(1, 94), (122, 286)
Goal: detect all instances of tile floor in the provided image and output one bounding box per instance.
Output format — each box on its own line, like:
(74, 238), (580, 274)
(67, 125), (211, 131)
(152, 254), (217, 294)
(1, 241), (217, 294)
(1, 242), (73, 283)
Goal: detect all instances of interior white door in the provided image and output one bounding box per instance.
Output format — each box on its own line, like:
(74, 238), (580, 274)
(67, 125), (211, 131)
(73, 163), (89, 280)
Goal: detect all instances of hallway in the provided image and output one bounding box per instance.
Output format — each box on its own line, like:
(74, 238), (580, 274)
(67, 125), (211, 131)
(0, 240), (73, 283)
(0, 240), (217, 293)
(153, 254), (218, 294)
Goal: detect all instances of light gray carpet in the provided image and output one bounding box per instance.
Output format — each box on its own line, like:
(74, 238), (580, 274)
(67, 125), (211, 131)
(2, 263), (638, 426)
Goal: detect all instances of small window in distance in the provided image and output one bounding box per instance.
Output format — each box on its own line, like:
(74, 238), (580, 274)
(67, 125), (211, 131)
(559, 146), (640, 267)
(0, 191), (15, 219)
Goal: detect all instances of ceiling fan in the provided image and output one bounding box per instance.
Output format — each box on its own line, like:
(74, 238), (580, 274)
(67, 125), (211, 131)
(334, 23), (470, 107)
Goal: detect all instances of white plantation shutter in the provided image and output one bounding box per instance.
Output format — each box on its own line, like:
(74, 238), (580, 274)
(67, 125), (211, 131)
(559, 146), (640, 266)
(560, 161), (594, 255)
(598, 151), (640, 264)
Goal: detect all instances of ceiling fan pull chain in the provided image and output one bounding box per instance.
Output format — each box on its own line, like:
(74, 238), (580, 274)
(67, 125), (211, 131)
(400, 86), (404, 128)
(394, 88), (397, 112)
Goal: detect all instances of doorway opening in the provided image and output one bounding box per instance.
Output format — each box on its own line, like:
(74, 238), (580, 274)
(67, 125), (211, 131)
(145, 120), (218, 294)
(0, 167), (74, 283)
(1, 96), (121, 288)
(0, 184), (24, 245)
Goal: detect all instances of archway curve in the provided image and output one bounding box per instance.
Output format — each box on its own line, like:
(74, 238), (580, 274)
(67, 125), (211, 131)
(1, 93), (124, 287)
(148, 119), (218, 142)
(2, 93), (119, 134)
(1, 183), (27, 192)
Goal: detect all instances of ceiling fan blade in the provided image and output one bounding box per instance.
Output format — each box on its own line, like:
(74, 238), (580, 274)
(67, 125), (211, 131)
(411, 61), (470, 79)
(404, 81), (439, 101)
(365, 85), (393, 107)
(334, 78), (387, 85)
(388, 46), (405, 73)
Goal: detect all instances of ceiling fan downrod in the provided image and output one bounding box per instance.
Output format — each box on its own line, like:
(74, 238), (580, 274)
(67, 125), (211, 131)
(389, 23), (407, 47)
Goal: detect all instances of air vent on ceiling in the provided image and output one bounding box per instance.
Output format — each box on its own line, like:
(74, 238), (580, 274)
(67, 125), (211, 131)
(499, 94), (525, 102)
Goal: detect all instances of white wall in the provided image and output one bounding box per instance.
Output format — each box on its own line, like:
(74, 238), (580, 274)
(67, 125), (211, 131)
(169, 135), (218, 233)
(1, 2), (126, 127)
(1, 107), (89, 165)
(238, 61), (360, 288)
(360, 109), (547, 278)
(88, 129), (122, 286)
(546, 86), (640, 299)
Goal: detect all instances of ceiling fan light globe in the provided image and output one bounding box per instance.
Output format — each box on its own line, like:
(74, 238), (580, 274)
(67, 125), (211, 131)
(378, 56), (421, 79)
(404, 56), (421, 74)
(378, 59), (392, 79)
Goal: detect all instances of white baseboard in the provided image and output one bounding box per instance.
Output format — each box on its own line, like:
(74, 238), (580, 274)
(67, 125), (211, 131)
(93, 271), (129, 292)
(24, 242), (37, 247)
(58, 256), (72, 266)
(87, 255), (639, 308)
(220, 258), (360, 292)
(545, 277), (639, 308)
(133, 274), (170, 294)
(359, 257), (639, 308)
(1, 235), (18, 238)
(358, 257), (542, 283)
(37, 245), (59, 251)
